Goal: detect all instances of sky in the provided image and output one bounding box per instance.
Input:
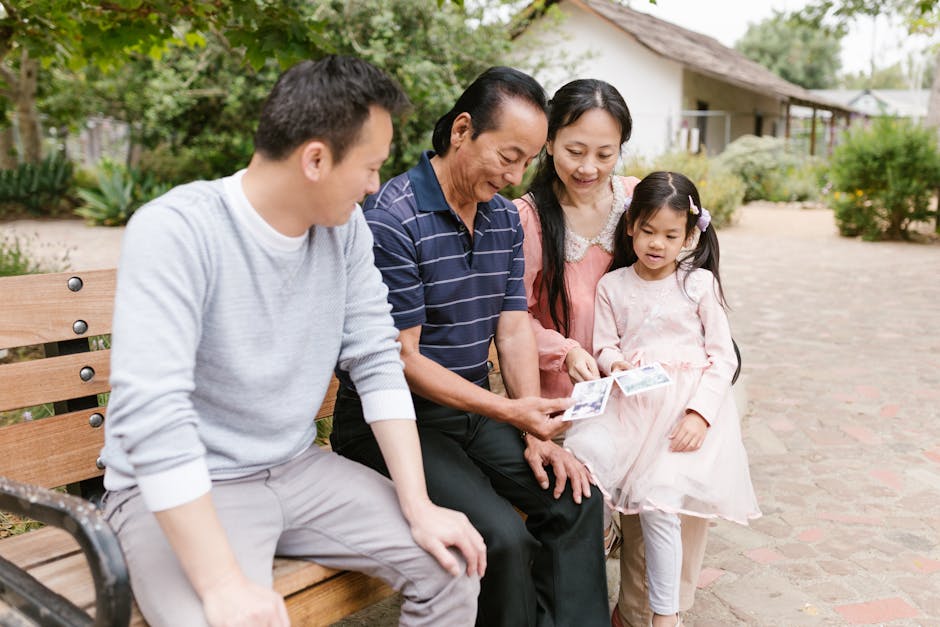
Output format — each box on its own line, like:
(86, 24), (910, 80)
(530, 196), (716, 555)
(630, 0), (935, 80)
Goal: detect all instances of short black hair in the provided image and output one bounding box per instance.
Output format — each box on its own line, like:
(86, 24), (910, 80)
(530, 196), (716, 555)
(254, 55), (410, 162)
(431, 66), (547, 155)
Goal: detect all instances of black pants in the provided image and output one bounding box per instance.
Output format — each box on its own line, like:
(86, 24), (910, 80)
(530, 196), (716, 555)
(331, 387), (609, 627)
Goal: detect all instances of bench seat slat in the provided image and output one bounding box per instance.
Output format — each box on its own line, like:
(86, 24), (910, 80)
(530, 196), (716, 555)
(0, 351), (111, 413)
(316, 376), (340, 420)
(0, 408), (105, 488)
(284, 570), (394, 627)
(0, 526), (393, 626)
(0, 269), (115, 350)
(0, 527), (79, 571)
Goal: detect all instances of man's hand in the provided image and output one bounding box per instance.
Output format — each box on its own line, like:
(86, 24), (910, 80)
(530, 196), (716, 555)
(564, 346), (600, 384)
(669, 410), (708, 452)
(501, 396), (572, 440)
(406, 501), (487, 578)
(202, 571), (290, 627)
(523, 436), (593, 504)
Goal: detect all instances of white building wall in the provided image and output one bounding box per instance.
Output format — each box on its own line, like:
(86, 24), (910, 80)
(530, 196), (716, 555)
(515, 1), (683, 159)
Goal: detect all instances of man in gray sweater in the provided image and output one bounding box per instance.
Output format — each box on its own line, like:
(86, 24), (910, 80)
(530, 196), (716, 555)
(100, 56), (484, 627)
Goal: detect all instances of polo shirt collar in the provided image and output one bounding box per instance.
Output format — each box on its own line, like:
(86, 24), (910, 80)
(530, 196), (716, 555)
(407, 151), (499, 216)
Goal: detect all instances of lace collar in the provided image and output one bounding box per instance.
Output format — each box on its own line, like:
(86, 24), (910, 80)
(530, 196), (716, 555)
(564, 177), (630, 262)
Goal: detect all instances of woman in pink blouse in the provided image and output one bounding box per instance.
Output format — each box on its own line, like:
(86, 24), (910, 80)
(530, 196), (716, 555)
(514, 79), (707, 627)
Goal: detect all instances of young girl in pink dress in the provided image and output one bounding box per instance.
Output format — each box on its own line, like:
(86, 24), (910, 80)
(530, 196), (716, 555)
(565, 171), (761, 627)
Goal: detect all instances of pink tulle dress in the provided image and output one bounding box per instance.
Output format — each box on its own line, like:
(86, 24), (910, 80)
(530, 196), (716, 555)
(564, 265), (761, 525)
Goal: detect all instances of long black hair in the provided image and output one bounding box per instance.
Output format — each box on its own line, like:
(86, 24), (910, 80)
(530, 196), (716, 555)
(526, 79), (633, 336)
(610, 171), (727, 307)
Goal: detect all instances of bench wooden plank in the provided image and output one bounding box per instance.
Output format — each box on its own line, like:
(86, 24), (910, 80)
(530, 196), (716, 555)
(317, 376), (340, 420)
(0, 409), (105, 488)
(0, 269), (115, 349)
(28, 552), (96, 612)
(0, 351), (111, 412)
(0, 527), (80, 571)
(284, 571), (394, 627)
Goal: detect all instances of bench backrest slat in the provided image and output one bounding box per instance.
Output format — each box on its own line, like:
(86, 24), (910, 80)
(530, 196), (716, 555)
(0, 351), (111, 412)
(0, 408), (106, 488)
(0, 269), (116, 350)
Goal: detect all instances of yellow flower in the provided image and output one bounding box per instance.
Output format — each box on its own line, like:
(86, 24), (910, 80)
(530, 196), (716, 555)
(834, 191), (842, 199)
(855, 189), (863, 197)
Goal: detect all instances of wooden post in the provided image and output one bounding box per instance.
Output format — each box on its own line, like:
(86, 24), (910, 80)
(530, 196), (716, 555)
(785, 102), (791, 140)
(809, 107), (817, 156)
(828, 111), (837, 156)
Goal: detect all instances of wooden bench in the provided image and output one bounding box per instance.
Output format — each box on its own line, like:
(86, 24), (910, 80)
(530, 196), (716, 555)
(0, 269), (398, 626)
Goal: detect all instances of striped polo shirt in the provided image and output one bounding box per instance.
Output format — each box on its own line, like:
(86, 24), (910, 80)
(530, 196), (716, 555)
(363, 151), (527, 388)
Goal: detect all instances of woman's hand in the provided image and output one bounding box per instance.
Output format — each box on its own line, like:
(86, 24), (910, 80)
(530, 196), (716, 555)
(564, 346), (600, 383)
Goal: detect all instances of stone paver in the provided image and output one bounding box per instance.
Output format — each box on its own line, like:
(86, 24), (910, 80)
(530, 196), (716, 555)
(683, 203), (940, 626)
(5, 203), (939, 626)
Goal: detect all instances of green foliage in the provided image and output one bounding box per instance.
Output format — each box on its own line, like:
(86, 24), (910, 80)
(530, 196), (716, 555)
(47, 1), (517, 184)
(621, 152), (747, 228)
(828, 117), (940, 240)
(74, 159), (171, 226)
(735, 10), (843, 89)
(0, 154), (74, 215)
(315, 417), (333, 448)
(716, 135), (825, 202)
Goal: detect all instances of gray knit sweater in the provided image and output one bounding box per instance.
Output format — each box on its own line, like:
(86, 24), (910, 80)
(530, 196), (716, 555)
(101, 171), (414, 511)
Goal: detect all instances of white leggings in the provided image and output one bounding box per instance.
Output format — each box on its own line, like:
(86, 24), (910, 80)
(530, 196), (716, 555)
(640, 510), (682, 615)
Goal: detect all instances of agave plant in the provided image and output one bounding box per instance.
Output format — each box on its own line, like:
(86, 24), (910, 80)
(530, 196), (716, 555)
(74, 159), (170, 226)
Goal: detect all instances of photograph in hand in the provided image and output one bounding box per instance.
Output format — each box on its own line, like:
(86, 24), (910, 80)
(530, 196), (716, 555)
(563, 377), (615, 421)
(612, 362), (673, 397)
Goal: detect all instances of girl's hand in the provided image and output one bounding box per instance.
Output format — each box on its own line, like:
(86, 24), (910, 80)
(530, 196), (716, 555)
(609, 360), (631, 373)
(669, 410), (708, 452)
(564, 346), (600, 383)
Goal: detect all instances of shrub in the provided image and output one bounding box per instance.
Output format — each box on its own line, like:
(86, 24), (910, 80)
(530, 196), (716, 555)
(622, 151), (746, 228)
(715, 135), (823, 202)
(828, 118), (940, 240)
(0, 154), (74, 216)
(74, 159), (171, 226)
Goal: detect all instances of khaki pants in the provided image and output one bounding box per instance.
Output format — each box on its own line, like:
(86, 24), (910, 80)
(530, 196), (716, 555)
(104, 445), (480, 627)
(615, 513), (709, 625)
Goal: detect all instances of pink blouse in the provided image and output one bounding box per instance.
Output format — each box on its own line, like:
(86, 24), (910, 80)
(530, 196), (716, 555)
(515, 175), (639, 399)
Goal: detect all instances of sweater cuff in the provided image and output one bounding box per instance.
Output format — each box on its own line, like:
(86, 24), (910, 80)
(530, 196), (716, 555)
(361, 388), (416, 424)
(137, 458), (212, 512)
(552, 338), (581, 373)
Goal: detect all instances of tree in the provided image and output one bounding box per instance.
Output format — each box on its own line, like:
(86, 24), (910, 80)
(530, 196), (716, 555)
(39, 0), (519, 184)
(0, 1), (328, 165)
(839, 57), (936, 89)
(735, 11), (844, 89)
(0, 0), (474, 168)
(800, 0), (940, 138)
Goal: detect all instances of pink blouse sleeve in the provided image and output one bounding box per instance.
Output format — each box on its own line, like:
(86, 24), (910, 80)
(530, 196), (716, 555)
(687, 273), (737, 425)
(621, 175), (640, 197)
(592, 275), (623, 376)
(515, 196), (580, 374)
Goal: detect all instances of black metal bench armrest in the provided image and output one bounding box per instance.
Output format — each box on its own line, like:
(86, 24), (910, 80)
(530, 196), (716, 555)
(0, 477), (130, 627)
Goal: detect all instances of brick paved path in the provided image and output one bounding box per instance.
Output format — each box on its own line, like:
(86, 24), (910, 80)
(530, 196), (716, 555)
(685, 204), (940, 626)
